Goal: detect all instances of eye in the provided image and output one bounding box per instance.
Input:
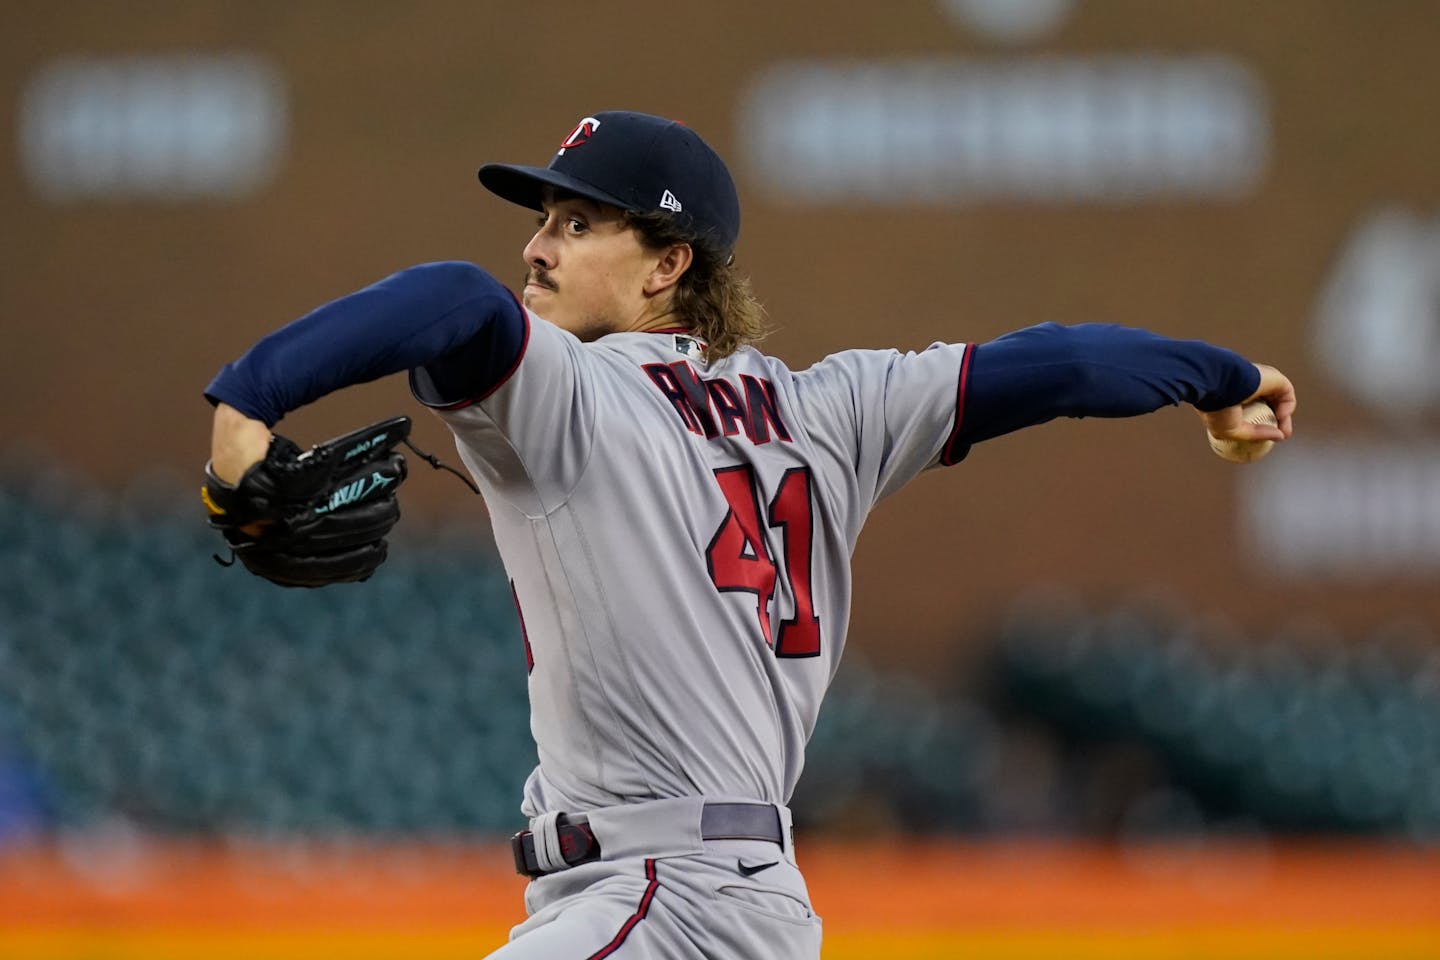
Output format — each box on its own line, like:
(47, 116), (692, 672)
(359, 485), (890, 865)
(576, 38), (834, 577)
(565, 217), (587, 235)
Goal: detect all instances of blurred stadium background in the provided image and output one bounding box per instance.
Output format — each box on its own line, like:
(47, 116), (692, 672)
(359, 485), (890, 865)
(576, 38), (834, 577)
(2, 2), (1438, 957)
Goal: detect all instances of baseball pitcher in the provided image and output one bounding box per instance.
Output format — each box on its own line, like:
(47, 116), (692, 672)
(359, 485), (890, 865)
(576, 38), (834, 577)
(203, 111), (1296, 959)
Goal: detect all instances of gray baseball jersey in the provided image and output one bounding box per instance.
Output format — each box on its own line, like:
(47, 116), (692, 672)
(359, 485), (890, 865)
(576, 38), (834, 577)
(430, 311), (969, 819)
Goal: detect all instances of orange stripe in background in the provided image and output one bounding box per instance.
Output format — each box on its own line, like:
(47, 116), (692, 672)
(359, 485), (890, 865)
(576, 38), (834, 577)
(2, 928), (1436, 960)
(803, 839), (1440, 930)
(823, 928), (1440, 960)
(2, 839), (1437, 958)
(1, 840), (525, 928)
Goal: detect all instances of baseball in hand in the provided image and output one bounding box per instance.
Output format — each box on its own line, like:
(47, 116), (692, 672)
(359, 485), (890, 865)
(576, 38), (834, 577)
(1208, 401), (1277, 463)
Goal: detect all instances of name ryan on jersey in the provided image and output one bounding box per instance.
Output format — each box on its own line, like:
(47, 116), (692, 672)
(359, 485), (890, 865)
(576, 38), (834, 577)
(642, 362), (793, 446)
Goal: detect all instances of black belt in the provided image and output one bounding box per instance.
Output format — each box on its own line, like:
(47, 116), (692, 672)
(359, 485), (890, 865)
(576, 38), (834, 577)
(511, 802), (783, 878)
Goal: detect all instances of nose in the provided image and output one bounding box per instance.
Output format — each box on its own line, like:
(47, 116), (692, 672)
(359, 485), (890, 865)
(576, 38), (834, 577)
(523, 220), (555, 272)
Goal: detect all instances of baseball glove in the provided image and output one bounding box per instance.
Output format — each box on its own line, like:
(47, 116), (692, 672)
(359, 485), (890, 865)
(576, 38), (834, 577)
(201, 415), (411, 588)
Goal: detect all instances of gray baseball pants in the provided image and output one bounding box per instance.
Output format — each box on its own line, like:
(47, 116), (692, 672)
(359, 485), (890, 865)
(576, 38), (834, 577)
(486, 797), (823, 959)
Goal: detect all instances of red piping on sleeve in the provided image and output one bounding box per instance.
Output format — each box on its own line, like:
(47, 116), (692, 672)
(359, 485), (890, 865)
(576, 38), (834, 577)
(940, 343), (974, 466)
(429, 293), (532, 412)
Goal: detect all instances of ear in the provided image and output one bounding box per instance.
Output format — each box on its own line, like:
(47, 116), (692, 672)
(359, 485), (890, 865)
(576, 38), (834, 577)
(643, 243), (693, 297)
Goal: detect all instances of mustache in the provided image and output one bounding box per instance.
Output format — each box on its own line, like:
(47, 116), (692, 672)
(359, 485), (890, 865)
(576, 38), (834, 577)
(524, 268), (558, 292)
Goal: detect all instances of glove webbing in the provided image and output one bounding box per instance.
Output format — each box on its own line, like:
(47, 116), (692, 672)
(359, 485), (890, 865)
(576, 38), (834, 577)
(210, 438), (477, 569)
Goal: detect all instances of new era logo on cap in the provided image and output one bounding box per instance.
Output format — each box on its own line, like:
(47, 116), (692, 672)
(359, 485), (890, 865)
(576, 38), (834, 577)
(476, 110), (741, 255)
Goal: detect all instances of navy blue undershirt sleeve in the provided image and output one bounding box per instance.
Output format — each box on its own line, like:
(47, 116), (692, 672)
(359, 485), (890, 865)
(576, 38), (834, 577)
(950, 322), (1260, 453)
(204, 261), (525, 426)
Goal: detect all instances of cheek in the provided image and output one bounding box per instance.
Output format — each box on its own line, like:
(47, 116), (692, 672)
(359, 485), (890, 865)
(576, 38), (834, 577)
(616, 252), (654, 294)
(593, 258), (633, 304)
(606, 265), (634, 302)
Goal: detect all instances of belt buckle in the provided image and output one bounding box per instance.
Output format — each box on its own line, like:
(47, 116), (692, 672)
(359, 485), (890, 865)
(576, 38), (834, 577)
(511, 815), (603, 879)
(511, 829), (539, 878)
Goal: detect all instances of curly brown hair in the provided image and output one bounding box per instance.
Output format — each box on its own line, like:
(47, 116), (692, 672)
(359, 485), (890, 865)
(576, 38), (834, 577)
(624, 210), (767, 360)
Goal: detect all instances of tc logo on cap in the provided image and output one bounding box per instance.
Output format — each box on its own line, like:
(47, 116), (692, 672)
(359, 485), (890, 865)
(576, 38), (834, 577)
(557, 116), (601, 156)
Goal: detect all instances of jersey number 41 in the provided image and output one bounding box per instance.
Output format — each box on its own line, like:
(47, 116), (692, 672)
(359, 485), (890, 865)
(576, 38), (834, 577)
(706, 465), (821, 658)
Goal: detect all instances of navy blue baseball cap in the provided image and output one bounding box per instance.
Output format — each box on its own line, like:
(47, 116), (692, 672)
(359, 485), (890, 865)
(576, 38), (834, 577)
(478, 111), (741, 255)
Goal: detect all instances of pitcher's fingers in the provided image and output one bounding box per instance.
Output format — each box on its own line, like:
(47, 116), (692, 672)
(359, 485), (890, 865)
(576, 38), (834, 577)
(1249, 365), (1297, 438)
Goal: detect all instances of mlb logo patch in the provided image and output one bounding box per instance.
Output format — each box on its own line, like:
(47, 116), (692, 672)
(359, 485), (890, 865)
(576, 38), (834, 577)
(673, 334), (707, 365)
